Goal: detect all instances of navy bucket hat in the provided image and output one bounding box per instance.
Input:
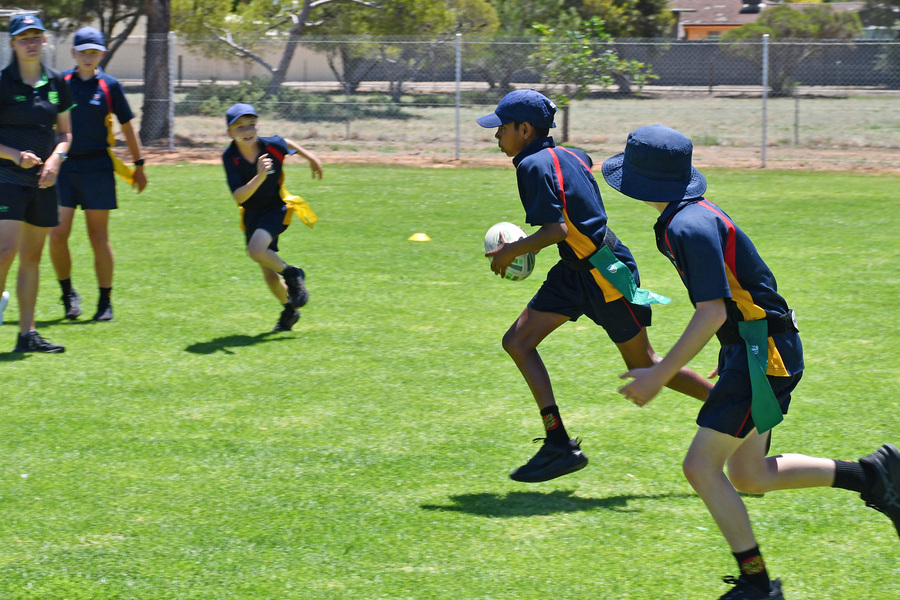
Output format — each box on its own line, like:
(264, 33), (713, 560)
(476, 89), (557, 129)
(9, 13), (46, 36)
(601, 125), (707, 203)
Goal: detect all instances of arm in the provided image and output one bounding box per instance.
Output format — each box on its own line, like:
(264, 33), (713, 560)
(619, 298), (727, 406)
(487, 221), (567, 278)
(230, 154), (272, 206)
(0, 144), (43, 169)
(38, 110), (72, 189)
(284, 137), (323, 180)
(121, 121), (148, 193)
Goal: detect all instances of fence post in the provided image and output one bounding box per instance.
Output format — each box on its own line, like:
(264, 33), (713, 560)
(761, 34), (768, 168)
(168, 31), (175, 152)
(455, 33), (462, 160)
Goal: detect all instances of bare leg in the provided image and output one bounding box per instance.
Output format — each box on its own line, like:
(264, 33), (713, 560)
(501, 307), (570, 410)
(84, 209), (113, 288)
(49, 206), (76, 281)
(261, 265), (288, 304)
(17, 224), (50, 333)
(0, 220), (23, 296)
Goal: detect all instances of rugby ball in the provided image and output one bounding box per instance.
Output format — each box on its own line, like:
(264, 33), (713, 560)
(484, 222), (536, 281)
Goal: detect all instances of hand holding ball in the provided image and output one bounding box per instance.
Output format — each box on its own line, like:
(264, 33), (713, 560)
(484, 222), (536, 281)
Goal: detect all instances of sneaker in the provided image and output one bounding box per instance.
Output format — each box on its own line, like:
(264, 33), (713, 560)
(509, 437), (588, 483)
(718, 576), (784, 600)
(13, 330), (65, 353)
(860, 443), (900, 538)
(282, 266), (309, 309)
(62, 290), (82, 320)
(273, 308), (300, 331)
(0, 290), (8, 325)
(93, 299), (113, 321)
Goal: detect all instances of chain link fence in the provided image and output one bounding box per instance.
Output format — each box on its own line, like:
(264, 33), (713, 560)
(7, 33), (900, 168)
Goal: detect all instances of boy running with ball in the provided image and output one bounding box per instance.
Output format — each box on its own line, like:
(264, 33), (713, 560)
(222, 103), (322, 331)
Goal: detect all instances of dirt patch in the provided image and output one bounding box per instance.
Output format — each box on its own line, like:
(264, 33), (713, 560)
(137, 145), (900, 173)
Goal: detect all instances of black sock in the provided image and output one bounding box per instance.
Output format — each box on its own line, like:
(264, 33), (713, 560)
(539, 405), (569, 444)
(99, 287), (112, 302)
(832, 459), (873, 494)
(733, 545), (771, 593)
(60, 278), (73, 295)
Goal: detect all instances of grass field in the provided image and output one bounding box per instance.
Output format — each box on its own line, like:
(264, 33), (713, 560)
(1, 164), (898, 599)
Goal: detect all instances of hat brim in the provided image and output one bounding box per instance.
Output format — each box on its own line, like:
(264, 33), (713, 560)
(11, 26), (46, 36)
(227, 112), (257, 126)
(74, 43), (107, 52)
(601, 152), (707, 203)
(476, 113), (507, 128)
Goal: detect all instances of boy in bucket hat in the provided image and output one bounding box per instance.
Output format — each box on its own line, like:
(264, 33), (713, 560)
(476, 91), (713, 483)
(602, 124), (899, 599)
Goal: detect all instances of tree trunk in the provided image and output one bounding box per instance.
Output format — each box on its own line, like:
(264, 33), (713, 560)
(140, 0), (171, 145)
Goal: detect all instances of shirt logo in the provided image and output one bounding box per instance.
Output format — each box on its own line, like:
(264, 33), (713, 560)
(49, 91), (59, 105)
(13, 95), (26, 103)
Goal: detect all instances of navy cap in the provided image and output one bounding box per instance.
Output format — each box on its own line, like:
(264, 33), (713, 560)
(476, 89), (557, 129)
(9, 13), (46, 36)
(601, 125), (707, 203)
(226, 103), (257, 126)
(73, 27), (107, 52)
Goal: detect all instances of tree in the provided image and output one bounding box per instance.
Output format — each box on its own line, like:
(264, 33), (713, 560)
(20, 0), (144, 68)
(171, 0), (382, 96)
(141, 0), (170, 144)
(721, 4), (862, 95)
(531, 17), (655, 142)
(860, 0), (900, 86)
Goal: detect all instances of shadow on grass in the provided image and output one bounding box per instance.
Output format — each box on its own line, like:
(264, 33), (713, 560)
(185, 331), (292, 355)
(421, 490), (694, 517)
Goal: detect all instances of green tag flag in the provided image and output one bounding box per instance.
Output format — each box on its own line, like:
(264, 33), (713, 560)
(738, 319), (784, 434)
(588, 246), (671, 305)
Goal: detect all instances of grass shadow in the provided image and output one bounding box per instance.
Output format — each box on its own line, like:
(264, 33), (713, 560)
(185, 331), (292, 355)
(421, 490), (694, 517)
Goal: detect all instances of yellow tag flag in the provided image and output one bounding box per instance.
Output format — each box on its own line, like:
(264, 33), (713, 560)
(281, 186), (318, 229)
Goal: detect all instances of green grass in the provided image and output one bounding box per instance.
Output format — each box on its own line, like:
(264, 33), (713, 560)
(1, 165), (898, 599)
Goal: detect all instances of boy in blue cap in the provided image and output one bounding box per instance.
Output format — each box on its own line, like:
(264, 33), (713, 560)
(222, 103), (322, 331)
(50, 26), (149, 322)
(476, 90), (713, 483)
(602, 124), (899, 599)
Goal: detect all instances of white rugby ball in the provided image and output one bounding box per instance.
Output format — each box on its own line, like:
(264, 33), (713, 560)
(484, 222), (536, 281)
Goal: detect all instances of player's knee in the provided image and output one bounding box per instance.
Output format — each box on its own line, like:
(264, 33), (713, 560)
(682, 453), (716, 490)
(501, 329), (527, 359)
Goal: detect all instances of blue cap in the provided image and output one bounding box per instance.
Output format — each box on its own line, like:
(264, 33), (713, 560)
(9, 13), (46, 36)
(226, 103), (257, 126)
(601, 125), (707, 203)
(476, 89), (557, 129)
(73, 27), (107, 52)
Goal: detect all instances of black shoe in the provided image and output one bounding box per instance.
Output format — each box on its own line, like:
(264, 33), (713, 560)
(93, 299), (113, 321)
(13, 330), (65, 353)
(282, 266), (309, 309)
(62, 290), (82, 320)
(509, 437), (588, 483)
(860, 443), (900, 538)
(718, 576), (784, 600)
(273, 308), (300, 331)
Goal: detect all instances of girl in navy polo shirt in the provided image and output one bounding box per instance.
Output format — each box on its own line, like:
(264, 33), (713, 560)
(0, 14), (73, 352)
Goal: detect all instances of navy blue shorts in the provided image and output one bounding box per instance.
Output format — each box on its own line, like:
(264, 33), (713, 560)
(243, 203), (288, 251)
(58, 157), (117, 210)
(528, 261), (652, 343)
(0, 184), (59, 227)
(698, 369), (803, 438)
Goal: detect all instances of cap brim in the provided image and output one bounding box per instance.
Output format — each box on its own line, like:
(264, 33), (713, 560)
(74, 43), (106, 52)
(227, 113), (257, 126)
(476, 113), (505, 128)
(601, 153), (707, 202)
(11, 26), (45, 36)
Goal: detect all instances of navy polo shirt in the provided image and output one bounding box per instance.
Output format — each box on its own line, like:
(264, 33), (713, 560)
(223, 135), (288, 212)
(0, 61), (74, 186)
(513, 136), (640, 279)
(63, 67), (134, 153)
(654, 198), (804, 374)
